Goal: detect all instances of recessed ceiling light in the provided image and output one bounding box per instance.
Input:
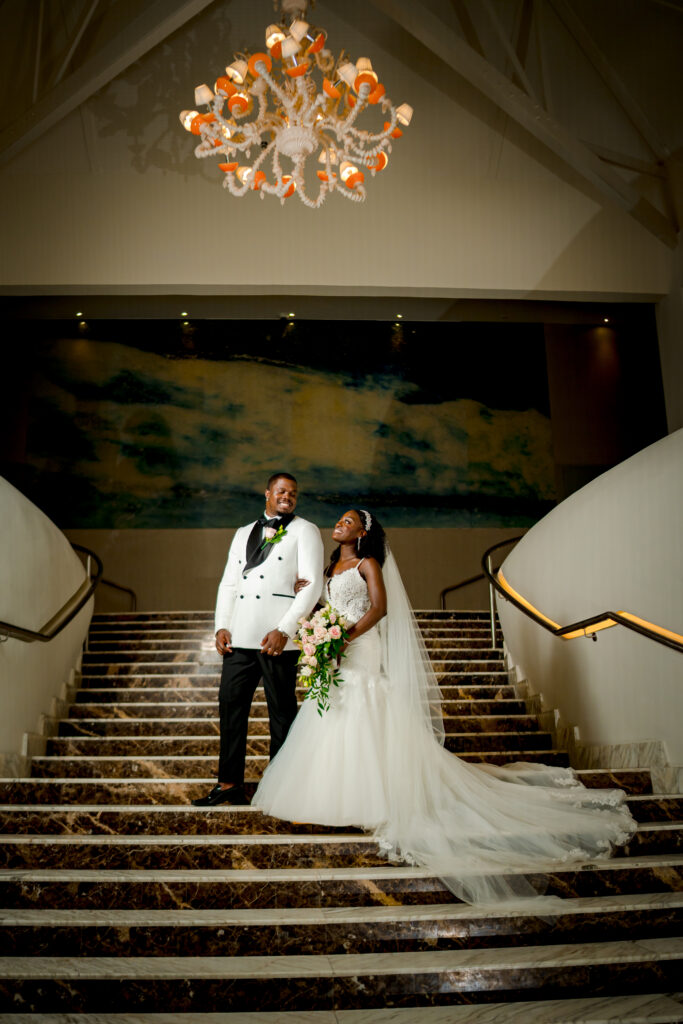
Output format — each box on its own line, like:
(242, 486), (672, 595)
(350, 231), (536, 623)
(396, 313), (403, 318)
(288, 312), (295, 318)
(603, 317), (609, 323)
(181, 311), (188, 317)
(76, 311), (82, 317)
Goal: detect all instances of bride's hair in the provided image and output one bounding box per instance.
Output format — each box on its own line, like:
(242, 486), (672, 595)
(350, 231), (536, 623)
(327, 509), (386, 574)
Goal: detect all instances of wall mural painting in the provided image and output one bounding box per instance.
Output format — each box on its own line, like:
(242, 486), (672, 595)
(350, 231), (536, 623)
(5, 322), (556, 528)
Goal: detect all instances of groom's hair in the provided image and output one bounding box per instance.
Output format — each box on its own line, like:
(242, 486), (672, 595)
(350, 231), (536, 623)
(267, 471), (297, 489)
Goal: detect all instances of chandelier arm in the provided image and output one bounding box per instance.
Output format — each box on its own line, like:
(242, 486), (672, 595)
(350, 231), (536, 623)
(335, 83), (371, 138)
(222, 173), (253, 197)
(254, 60), (295, 119)
(337, 182), (366, 203)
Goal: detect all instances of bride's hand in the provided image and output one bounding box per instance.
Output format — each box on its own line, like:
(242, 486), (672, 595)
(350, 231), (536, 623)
(293, 576), (310, 594)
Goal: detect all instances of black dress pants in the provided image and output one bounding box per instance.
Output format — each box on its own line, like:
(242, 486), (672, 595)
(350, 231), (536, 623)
(218, 647), (299, 785)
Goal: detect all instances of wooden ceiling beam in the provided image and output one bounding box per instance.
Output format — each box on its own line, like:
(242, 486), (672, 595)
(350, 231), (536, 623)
(368, 0), (678, 247)
(0, 0), (216, 166)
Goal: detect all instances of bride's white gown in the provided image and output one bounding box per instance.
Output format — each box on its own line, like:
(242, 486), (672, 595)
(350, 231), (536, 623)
(252, 562), (636, 905)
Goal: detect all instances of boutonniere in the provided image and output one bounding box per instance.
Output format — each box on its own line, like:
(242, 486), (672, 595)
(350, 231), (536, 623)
(261, 523), (288, 550)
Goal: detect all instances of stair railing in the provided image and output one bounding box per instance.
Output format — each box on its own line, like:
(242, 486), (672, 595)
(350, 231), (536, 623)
(482, 537), (683, 655)
(0, 544), (135, 643)
(439, 569), (500, 650)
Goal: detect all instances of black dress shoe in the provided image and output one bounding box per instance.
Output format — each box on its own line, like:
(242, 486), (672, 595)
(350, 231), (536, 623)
(192, 784), (248, 807)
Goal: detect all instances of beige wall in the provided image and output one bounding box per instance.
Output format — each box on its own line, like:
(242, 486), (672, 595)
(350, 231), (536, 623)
(0, 478), (92, 766)
(63, 526), (524, 613)
(498, 430), (683, 765)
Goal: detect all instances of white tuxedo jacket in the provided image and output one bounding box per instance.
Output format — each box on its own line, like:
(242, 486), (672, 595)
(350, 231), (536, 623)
(214, 516), (324, 651)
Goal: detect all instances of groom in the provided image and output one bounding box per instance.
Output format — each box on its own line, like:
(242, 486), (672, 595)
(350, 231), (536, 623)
(193, 472), (324, 806)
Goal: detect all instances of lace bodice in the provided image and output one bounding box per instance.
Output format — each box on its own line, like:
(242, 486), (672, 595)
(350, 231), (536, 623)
(325, 564), (371, 626)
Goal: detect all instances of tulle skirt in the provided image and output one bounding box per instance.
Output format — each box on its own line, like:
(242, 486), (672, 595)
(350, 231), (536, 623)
(252, 628), (637, 906)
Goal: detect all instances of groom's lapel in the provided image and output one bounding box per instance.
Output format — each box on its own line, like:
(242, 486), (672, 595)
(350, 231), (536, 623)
(244, 522), (264, 572)
(244, 514), (295, 573)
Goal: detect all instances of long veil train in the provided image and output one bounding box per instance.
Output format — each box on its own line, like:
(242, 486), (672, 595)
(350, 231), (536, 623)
(374, 549), (636, 906)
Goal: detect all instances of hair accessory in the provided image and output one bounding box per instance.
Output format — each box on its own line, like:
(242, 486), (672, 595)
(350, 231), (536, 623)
(360, 509), (372, 532)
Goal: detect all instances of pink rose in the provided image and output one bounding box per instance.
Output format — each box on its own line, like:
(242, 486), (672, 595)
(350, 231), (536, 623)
(329, 625), (342, 639)
(313, 626), (327, 641)
(328, 612), (337, 624)
(303, 643), (316, 657)
(263, 527), (276, 540)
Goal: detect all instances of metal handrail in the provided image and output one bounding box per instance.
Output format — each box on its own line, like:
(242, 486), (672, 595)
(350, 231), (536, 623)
(482, 537), (683, 655)
(0, 543), (103, 644)
(100, 577), (137, 611)
(439, 572), (486, 609)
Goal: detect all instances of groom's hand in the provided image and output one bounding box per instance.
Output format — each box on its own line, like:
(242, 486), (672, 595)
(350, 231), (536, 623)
(215, 629), (232, 655)
(260, 628), (288, 656)
(293, 577), (310, 594)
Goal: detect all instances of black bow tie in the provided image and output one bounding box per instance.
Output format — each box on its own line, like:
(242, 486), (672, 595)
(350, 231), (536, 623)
(258, 516), (280, 528)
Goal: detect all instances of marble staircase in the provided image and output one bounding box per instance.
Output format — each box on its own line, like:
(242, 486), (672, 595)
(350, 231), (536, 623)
(0, 609), (681, 1020)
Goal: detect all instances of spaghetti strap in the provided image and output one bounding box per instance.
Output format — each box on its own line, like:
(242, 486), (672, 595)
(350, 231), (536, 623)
(356, 558), (365, 570)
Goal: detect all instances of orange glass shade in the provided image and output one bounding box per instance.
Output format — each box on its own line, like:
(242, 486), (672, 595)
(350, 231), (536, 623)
(285, 61), (310, 77)
(306, 32), (325, 54)
(354, 72), (377, 92)
(281, 176), (296, 197)
(214, 76), (236, 97)
(371, 151), (388, 171)
(248, 52), (272, 77)
(347, 94), (356, 108)
(218, 162), (239, 172)
(368, 83), (385, 104)
(190, 115), (204, 135)
(228, 94), (249, 115)
(252, 170), (266, 190)
(316, 170), (337, 181)
(384, 120), (402, 138)
(323, 78), (341, 99)
(201, 113), (216, 123)
(345, 170), (364, 188)
(270, 40), (283, 59)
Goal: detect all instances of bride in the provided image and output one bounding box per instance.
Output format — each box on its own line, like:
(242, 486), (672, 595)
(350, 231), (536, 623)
(252, 509), (636, 905)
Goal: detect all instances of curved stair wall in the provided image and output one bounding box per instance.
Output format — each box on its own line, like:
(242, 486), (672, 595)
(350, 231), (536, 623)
(498, 429), (683, 770)
(0, 477), (93, 774)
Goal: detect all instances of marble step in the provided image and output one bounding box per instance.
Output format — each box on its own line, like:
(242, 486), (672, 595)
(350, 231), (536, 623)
(2, 893), (682, 958)
(0, 823), (678, 866)
(0, 774), (665, 807)
(86, 624), (502, 641)
(2, 856), (683, 910)
(44, 731), (556, 758)
(0, 994), (680, 1023)
(56, 714), (542, 738)
(28, 749), (573, 778)
(89, 610), (497, 623)
(78, 659), (507, 675)
(1, 767), (656, 803)
(66, 698), (531, 720)
(78, 673), (512, 690)
(73, 683), (519, 703)
(0, 938), (681, 1013)
(82, 647), (505, 663)
(0, 795), (677, 834)
(84, 638), (504, 653)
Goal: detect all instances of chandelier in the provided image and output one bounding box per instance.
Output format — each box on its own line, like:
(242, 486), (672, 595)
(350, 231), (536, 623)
(179, 0), (413, 207)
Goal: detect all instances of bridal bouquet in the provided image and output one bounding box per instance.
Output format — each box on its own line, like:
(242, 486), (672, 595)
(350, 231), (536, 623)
(296, 604), (350, 716)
